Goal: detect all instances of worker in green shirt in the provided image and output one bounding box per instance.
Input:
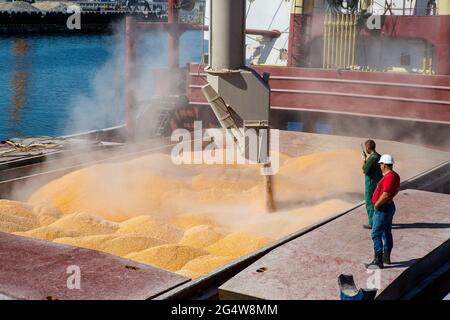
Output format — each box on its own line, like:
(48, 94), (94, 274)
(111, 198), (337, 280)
(361, 140), (382, 229)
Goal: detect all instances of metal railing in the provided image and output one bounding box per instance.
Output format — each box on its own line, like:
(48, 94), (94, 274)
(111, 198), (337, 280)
(76, 1), (169, 13)
(323, 13), (357, 69)
(318, 0), (443, 16)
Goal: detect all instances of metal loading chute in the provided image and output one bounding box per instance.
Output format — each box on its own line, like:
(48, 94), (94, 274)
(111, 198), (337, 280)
(201, 0), (275, 212)
(201, 84), (246, 155)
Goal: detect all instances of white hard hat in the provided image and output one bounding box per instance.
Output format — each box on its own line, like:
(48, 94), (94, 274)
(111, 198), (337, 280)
(379, 154), (395, 165)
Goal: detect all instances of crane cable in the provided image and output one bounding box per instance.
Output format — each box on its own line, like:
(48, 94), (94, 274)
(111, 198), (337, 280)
(196, 0), (207, 82)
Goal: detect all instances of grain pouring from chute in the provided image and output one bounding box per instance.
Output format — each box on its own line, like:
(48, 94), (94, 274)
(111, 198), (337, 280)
(201, 0), (276, 212)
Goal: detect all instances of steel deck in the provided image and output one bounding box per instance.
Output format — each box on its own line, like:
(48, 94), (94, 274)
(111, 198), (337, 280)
(219, 190), (450, 300)
(0, 232), (189, 300)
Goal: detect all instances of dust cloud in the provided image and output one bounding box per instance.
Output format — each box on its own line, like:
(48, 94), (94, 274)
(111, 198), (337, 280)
(1, 148), (361, 278)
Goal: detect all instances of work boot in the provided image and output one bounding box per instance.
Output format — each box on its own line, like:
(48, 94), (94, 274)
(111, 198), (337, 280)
(383, 250), (391, 264)
(365, 253), (384, 269)
(363, 224), (372, 230)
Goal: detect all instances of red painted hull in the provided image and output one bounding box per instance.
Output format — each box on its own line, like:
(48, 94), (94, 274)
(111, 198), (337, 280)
(187, 64), (450, 124)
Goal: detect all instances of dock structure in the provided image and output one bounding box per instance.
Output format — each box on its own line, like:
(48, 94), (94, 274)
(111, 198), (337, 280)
(219, 190), (450, 300)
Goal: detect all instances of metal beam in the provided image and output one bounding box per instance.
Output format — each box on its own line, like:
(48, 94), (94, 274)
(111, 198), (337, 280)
(125, 16), (137, 141)
(208, 0), (246, 71)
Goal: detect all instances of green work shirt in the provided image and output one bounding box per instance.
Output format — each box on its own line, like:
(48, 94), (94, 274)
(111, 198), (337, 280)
(362, 152), (382, 183)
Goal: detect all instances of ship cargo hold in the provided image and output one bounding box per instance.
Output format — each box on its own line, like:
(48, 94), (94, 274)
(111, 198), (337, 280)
(0, 0), (449, 300)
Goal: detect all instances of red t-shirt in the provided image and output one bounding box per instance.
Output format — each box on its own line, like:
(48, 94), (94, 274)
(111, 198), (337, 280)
(372, 170), (400, 205)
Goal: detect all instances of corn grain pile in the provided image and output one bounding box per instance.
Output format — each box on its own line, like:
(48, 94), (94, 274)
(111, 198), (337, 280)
(0, 149), (361, 279)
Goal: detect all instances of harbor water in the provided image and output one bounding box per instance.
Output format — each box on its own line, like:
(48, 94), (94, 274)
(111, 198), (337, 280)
(0, 30), (204, 140)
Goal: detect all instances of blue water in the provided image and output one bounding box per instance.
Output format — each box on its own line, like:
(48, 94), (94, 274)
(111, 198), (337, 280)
(0, 30), (204, 140)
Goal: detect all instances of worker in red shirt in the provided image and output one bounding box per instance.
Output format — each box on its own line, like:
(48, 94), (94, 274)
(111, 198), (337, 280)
(365, 154), (400, 269)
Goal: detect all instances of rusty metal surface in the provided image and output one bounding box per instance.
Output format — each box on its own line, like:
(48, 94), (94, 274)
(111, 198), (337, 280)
(0, 232), (189, 300)
(219, 190), (450, 300)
